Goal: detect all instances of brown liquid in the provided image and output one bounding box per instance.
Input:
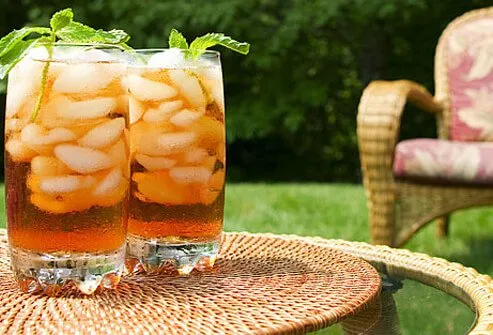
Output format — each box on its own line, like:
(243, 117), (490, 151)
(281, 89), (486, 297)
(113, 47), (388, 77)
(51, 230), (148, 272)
(6, 156), (127, 253)
(128, 183), (224, 242)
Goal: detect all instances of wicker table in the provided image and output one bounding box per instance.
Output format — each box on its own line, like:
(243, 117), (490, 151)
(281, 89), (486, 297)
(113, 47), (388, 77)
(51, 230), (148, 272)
(1, 231), (492, 334)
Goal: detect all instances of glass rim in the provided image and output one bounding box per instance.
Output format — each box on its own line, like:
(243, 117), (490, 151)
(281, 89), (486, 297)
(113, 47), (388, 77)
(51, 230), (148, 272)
(33, 42), (128, 49)
(132, 48), (220, 56)
(29, 42), (127, 63)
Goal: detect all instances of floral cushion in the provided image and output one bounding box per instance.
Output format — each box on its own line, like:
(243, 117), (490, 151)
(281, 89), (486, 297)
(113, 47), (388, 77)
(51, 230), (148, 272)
(447, 17), (493, 141)
(393, 139), (493, 184)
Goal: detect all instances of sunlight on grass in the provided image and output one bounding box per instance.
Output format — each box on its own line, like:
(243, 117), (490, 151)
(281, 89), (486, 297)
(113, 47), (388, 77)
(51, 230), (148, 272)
(224, 183), (369, 241)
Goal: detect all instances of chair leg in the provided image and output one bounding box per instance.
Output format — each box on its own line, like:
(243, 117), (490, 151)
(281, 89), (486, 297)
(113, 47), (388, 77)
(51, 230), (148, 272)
(436, 215), (450, 238)
(368, 192), (396, 246)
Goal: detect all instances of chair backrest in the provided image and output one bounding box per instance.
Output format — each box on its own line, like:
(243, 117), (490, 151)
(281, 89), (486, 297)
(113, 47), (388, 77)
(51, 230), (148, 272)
(435, 7), (493, 141)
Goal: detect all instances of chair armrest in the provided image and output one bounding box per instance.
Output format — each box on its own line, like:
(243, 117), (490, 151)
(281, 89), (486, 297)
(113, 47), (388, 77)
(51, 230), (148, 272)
(357, 80), (443, 245)
(357, 80), (442, 173)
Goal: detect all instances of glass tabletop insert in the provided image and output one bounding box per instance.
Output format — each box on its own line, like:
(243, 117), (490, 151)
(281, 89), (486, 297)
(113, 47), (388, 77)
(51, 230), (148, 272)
(317, 274), (476, 334)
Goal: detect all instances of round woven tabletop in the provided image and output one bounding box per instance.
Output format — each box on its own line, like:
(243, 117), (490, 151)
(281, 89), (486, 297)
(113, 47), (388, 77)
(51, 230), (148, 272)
(0, 230), (381, 335)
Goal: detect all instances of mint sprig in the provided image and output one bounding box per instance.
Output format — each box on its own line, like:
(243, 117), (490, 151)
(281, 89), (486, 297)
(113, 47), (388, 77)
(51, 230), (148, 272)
(0, 28), (51, 78)
(0, 8), (131, 81)
(168, 30), (250, 59)
(50, 8), (73, 32)
(169, 29), (188, 50)
(55, 22), (130, 45)
(0, 8), (131, 121)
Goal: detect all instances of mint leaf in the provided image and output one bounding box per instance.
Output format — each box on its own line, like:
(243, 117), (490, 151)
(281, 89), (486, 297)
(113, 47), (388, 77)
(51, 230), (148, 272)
(0, 27), (50, 58)
(189, 33), (250, 58)
(56, 22), (130, 44)
(0, 39), (37, 79)
(169, 29), (188, 49)
(103, 29), (131, 44)
(50, 8), (73, 32)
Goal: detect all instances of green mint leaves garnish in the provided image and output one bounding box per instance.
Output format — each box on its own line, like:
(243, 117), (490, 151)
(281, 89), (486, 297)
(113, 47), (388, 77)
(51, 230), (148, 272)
(190, 33), (250, 57)
(0, 8), (130, 80)
(0, 28), (51, 79)
(50, 8), (73, 32)
(169, 29), (188, 50)
(0, 7), (131, 121)
(51, 9), (130, 46)
(168, 29), (250, 59)
(55, 22), (130, 45)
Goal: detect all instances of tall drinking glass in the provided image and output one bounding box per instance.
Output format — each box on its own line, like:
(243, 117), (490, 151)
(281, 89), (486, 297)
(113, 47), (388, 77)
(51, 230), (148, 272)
(5, 44), (130, 294)
(126, 49), (225, 274)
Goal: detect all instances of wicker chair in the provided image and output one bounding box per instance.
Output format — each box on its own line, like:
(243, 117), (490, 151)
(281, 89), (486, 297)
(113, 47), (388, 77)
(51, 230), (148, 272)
(358, 7), (493, 247)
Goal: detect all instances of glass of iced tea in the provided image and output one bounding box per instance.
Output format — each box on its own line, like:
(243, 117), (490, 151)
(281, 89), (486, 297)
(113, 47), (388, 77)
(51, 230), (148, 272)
(126, 49), (225, 274)
(5, 44), (130, 294)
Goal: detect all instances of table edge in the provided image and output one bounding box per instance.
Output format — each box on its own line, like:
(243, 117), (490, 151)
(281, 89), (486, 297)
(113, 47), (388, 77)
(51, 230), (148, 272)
(226, 232), (492, 335)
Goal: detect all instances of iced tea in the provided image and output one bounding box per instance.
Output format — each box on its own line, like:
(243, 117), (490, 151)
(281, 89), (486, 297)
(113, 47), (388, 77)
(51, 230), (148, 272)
(5, 45), (130, 294)
(126, 49), (225, 274)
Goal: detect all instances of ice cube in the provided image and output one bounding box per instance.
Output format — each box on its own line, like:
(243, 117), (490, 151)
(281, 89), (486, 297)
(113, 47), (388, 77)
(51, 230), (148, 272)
(6, 93), (37, 122)
(28, 46), (50, 61)
(139, 132), (196, 156)
(57, 97), (116, 120)
(169, 166), (212, 185)
(31, 156), (71, 176)
(107, 139), (128, 168)
(21, 124), (77, 146)
(39, 175), (96, 194)
(75, 49), (116, 63)
(52, 63), (119, 94)
(133, 171), (192, 205)
(40, 97), (106, 129)
(40, 96), (79, 128)
(77, 118), (125, 149)
(186, 116), (224, 152)
(30, 192), (93, 214)
(129, 96), (144, 124)
(205, 68), (225, 110)
(127, 74), (178, 101)
(158, 132), (197, 154)
(137, 135), (161, 156)
(183, 147), (210, 164)
(5, 118), (26, 134)
(169, 109), (203, 127)
(6, 56), (44, 118)
(5, 139), (37, 162)
(54, 144), (114, 174)
(147, 48), (186, 68)
(199, 170), (225, 205)
(168, 70), (206, 111)
(135, 153), (176, 171)
(143, 100), (183, 123)
(93, 167), (122, 196)
(5, 85), (31, 119)
(195, 66), (224, 107)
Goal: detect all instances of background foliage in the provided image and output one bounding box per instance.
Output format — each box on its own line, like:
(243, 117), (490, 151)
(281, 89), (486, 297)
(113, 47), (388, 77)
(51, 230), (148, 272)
(1, 0), (492, 181)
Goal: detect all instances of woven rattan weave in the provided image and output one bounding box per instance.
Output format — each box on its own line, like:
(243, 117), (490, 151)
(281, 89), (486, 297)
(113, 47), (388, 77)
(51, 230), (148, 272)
(0, 230), (381, 335)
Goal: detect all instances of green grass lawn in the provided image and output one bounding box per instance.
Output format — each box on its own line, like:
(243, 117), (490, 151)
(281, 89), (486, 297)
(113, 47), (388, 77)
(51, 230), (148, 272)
(1, 183), (489, 334)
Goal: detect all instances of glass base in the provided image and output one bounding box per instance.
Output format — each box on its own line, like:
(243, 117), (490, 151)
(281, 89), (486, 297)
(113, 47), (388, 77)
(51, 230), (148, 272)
(126, 234), (220, 275)
(10, 245), (125, 295)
